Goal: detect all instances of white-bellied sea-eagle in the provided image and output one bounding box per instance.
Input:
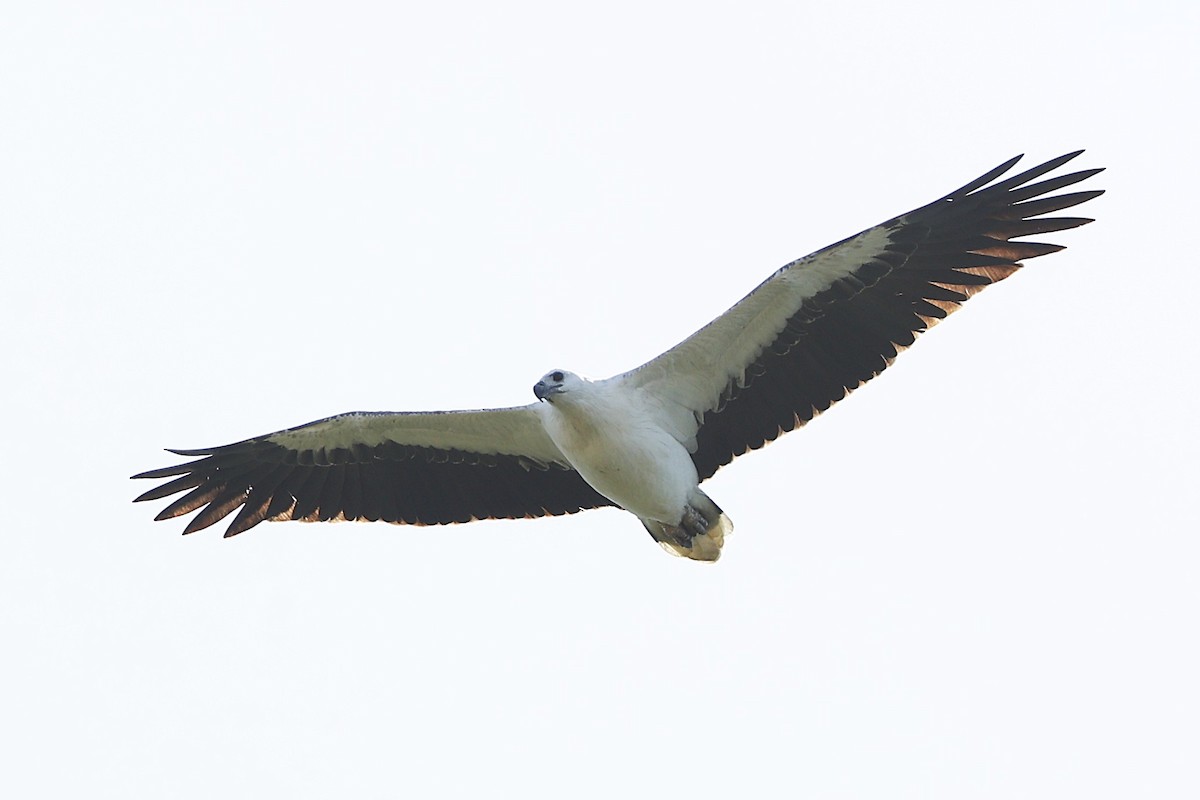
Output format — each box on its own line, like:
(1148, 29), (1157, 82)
(134, 152), (1103, 561)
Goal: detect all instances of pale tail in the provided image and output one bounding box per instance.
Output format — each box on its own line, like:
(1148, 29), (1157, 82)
(641, 491), (733, 562)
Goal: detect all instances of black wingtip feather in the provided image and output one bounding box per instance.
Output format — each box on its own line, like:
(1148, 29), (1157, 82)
(131, 460), (206, 481)
(982, 151), (1088, 195)
(1001, 190), (1105, 219)
(182, 491), (249, 534)
(132, 473), (205, 503)
(947, 154), (1025, 198)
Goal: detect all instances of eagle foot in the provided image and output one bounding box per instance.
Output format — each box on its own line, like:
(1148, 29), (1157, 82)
(640, 498), (730, 562)
(680, 505), (711, 539)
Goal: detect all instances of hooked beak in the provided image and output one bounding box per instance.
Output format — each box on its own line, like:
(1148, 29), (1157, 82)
(533, 381), (563, 402)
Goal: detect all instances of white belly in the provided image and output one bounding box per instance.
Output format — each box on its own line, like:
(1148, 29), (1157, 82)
(538, 392), (698, 524)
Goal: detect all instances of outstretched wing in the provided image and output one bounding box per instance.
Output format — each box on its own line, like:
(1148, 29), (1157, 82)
(612, 151), (1104, 480)
(132, 406), (613, 537)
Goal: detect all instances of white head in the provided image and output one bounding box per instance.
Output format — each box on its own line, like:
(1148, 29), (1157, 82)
(532, 369), (587, 403)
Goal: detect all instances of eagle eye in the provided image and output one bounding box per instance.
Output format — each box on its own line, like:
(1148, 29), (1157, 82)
(551, 371), (564, 383)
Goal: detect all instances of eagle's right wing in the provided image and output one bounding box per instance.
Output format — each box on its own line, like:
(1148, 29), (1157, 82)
(133, 405), (613, 537)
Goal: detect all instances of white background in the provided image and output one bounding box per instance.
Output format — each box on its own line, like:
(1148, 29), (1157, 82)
(2, 1), (1197, 797)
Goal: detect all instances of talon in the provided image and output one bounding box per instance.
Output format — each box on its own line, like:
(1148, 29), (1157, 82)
(680, 506), (709, 537)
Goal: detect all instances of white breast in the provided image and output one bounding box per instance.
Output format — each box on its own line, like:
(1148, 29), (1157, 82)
(536, 382), (698, 524)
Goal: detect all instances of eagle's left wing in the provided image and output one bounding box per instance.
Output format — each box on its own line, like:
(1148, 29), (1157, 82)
(611, 152), (1103, 480)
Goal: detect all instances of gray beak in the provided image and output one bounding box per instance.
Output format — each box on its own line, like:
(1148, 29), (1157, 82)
(533, 381), (560, 402)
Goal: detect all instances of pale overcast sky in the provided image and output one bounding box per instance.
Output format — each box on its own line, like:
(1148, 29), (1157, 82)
(2, 1), (1197, 798)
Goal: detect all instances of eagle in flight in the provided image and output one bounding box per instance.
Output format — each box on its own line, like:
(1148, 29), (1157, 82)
(134, 151), (1103, 561)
